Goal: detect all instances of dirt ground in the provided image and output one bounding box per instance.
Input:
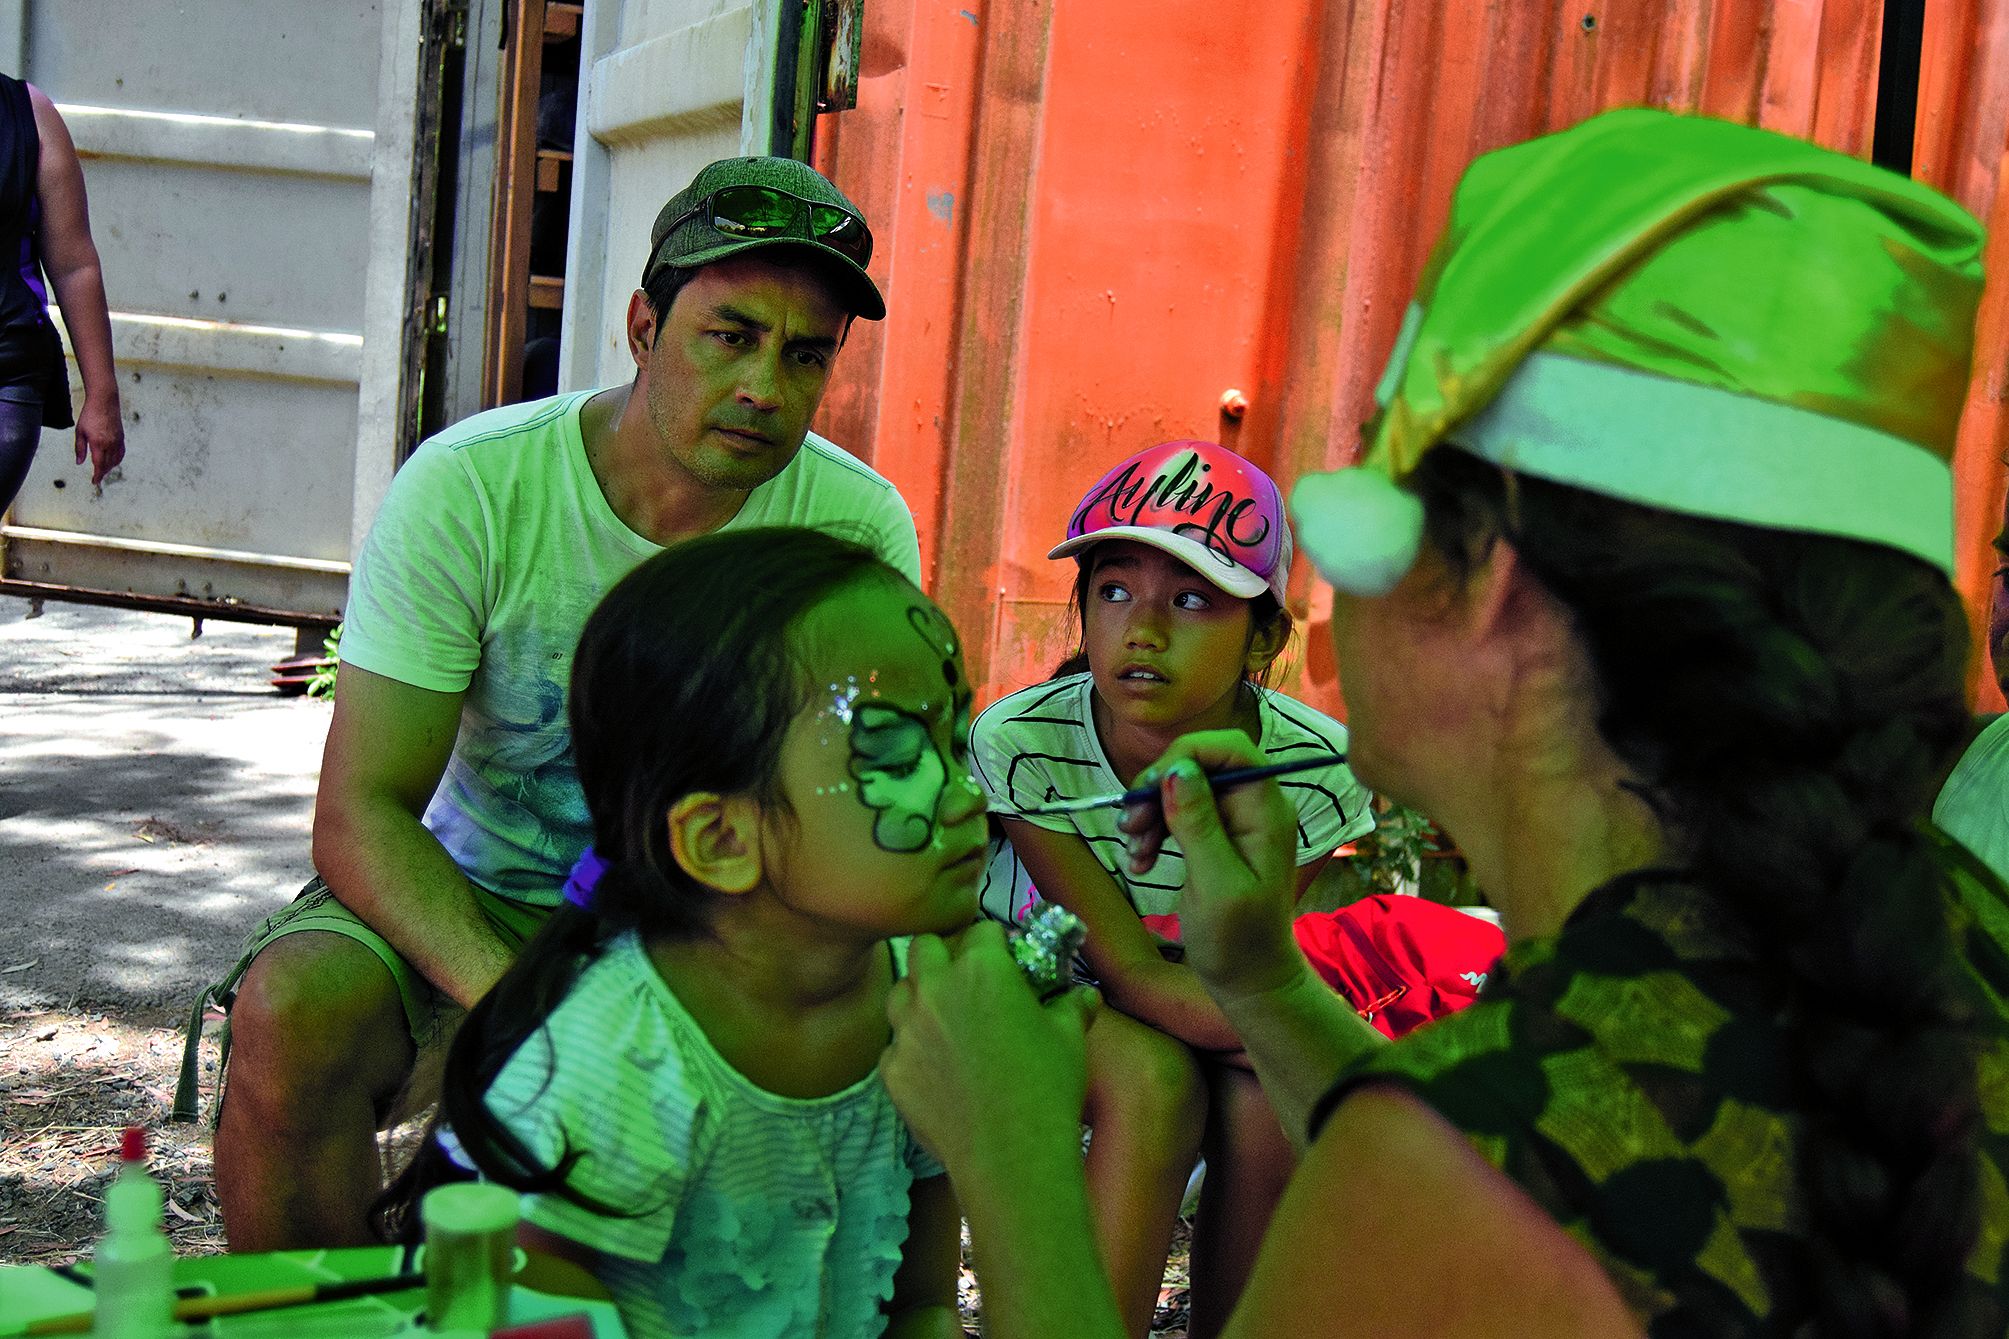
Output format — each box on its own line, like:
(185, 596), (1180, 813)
(0, 598), (1198, 1335)
(0, 1002), (1197, 1333)
(0, 1005), (226, 1264)
(0, 1013), (1197, 1334)
(0, 598), (308, 1270)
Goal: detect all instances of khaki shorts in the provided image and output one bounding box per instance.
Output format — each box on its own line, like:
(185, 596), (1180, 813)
(171, 875), (556, 1123)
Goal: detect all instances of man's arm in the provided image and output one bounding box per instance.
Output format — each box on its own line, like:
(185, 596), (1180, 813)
(860, 477), (923, 586)
(311, 663), (517, 1008)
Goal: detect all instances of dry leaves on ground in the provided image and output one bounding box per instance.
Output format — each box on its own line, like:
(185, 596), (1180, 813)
(0, 1006), (226, 1265)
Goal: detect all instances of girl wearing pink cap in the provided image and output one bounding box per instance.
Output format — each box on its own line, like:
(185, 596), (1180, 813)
(969, 439), (1376, 1335)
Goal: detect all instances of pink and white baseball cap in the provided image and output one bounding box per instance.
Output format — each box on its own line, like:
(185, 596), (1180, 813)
(1049, 440), (1293, 604)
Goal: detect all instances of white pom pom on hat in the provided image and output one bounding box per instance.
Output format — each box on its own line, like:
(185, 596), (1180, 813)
(1288, 469), (1424, 597)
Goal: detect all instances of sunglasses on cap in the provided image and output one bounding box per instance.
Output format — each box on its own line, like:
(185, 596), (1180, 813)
(657, 185), (874, 269)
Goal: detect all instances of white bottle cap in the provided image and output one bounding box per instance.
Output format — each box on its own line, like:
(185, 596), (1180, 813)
(420, 1181), (520, 1235)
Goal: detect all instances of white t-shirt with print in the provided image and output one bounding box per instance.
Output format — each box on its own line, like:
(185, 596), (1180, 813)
(481, 932), (943, 1339)
(339, 389), (922, 903)
(970, 671), (1375, 923)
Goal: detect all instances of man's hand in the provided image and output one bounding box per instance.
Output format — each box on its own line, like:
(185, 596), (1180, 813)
(1119, 731), (1302, 1006)
(881, 923), (1097, 1180)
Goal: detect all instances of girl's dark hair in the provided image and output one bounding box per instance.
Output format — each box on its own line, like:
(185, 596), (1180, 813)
(375, 526), (904, 1240)
(1410, 445), (1989, 1336)
(1067, 545), (1295, 689)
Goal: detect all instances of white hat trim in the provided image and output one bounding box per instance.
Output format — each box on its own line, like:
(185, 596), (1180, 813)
(1454, 351), (1955, 574)
(1048, 526), (1273, 601)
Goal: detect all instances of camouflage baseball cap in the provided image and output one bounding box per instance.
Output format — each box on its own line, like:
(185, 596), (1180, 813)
(645, 156), (884, 320)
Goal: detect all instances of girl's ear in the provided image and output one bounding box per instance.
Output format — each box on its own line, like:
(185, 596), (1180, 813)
(666, 792), (763, 895)
(1244, 608), (1291, 676)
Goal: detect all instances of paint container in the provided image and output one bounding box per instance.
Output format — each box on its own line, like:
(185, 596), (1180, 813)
(419, 1182), (520, 1333)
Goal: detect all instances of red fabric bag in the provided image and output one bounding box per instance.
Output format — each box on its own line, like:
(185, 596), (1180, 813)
(1289, 895), (1505, 1039)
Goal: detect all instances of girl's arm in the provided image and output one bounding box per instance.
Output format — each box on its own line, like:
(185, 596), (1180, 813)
(1293, 852), (1334, 897)
(1126, 740), (1387, 1144)
(515, 1222), (613, 1300)
(26, 84), (122, 485)
(883, 1173), (964, 1338)
(999, 817), (1242, 1051)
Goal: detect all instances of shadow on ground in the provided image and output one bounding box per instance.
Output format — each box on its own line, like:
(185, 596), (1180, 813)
(0, 598), (328, 1010)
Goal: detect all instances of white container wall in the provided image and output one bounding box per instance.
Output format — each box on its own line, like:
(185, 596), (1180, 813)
(0, 0), (422, 622)
(558, 0), (788, 392)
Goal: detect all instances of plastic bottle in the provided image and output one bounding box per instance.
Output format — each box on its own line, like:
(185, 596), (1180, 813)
(92, 1125), (176, 1338)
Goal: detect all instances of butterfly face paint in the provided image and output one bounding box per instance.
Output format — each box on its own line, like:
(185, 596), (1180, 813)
(848, 703), (949, 852)
(838, 601), (978, 854)
(770, 584), (987, 937)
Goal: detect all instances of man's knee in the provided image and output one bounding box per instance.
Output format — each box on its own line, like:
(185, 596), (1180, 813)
(226, 932), (414, 1103)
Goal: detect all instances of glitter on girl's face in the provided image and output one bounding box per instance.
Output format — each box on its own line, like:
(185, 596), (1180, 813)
(826, 677), (863, 726)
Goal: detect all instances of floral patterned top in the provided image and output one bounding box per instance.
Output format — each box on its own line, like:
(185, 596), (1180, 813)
(484, 932), (942, 1339)
(1319, 858), (2009, 1335)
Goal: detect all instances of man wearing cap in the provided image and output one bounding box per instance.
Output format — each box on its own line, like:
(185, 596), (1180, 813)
(200, 157), (918, 1248)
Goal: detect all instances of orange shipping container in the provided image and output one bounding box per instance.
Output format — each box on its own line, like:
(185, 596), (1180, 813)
(809, 0), (2009, 714)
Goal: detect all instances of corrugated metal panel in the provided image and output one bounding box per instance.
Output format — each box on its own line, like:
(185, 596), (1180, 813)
(817, 0), (2009, 714)
(1919, 0), (2009, 709)
(0, 0), (420, 624)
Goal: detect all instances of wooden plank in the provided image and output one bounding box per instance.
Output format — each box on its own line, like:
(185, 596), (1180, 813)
(546, 2), (582, 41)
(535, 148), (571, 193)
(482, 0), (546, 407)
(529, 275), (565, 309)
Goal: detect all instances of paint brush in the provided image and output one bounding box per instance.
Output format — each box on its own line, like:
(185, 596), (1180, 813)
(23, 1271), (425, 1335)
(1009, 753), (1346, 818)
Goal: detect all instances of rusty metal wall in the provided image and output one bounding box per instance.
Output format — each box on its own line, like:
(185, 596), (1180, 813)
(1920, 0), (2009, 709)
(813, 0), (2009, 713)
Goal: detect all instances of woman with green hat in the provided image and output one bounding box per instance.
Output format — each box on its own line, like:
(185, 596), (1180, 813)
(881, 108), (2009, 1337)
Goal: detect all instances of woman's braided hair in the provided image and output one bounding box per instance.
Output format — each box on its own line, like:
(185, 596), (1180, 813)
(1411, 445), (1993, 1337)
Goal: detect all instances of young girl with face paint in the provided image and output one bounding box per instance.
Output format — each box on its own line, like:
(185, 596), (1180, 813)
(379, 528), (988, 1339)
(969, 439), (1379, 1338)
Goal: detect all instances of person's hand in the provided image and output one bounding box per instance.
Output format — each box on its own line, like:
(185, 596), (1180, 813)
(1119, 731), (1302, 1005)
(881, 922), (1097, 1180)
(74, 392), (124, 485)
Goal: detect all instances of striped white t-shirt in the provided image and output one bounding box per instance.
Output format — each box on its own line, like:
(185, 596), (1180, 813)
(971, 671), (1375, 923)
(482, 932), (941, 1339)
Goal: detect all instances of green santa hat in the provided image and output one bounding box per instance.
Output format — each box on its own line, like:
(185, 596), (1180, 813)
(1292, 107), (1986, 596)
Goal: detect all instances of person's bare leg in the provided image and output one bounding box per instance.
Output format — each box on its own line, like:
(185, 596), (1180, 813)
(1186, 1061), (1296, 1339)
(214, 931), (416, 1249)
(1081, 1009), (1207, 1338)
